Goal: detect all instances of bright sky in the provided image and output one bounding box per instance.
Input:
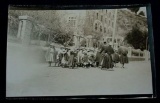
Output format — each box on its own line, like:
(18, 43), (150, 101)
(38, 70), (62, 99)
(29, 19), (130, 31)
(121, 7), (147, 17)
(138, 7), (147, 17)
(62, 7), (147, 17)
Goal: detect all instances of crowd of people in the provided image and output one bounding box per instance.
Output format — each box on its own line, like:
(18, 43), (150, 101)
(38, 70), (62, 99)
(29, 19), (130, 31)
(45, 42), (129, 70)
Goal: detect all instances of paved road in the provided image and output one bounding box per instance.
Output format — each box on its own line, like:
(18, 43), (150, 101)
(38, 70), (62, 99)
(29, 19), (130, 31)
(6, 42), (153, 97)
(6, 61), (153, 97)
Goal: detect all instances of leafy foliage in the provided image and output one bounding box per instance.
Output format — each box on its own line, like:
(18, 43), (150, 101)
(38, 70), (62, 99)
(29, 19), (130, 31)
(139, 11), (145, 16)
(127, 7), (140, 14)
(8, 10), (74, 45)
(125, 25), (148, 50)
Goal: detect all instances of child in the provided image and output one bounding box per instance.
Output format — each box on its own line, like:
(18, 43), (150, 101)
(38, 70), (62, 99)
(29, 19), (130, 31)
(68, 51), (75, 69)
(95, 49), (101, 67)
(77, 49), (84, 67)
(61, 48), (69, 68)
(82, 52), (89, 68)
(112, 50), (120, 67)
(45, 45), (56, 67)
(57, 48), (63, 67)
(88, 54), (95, 67)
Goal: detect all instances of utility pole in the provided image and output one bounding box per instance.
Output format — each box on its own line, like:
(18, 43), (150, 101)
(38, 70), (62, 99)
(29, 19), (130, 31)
(112, 9), (118, 49)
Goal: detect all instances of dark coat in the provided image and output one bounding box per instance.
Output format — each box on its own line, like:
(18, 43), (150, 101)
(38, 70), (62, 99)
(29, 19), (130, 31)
(118, 46), (128, 55)
(68, 54), (75, 66)
(82, 55), (89, 63)
(118, 46), (129, 64)
(100, 45), (108, 53)
(112, 53), (120, 63)
(106, 45), (114, 55)
(95, 51), (101, 63)
(58, 53), (63, 63)
(101, 53), (113, 69)
(62, 53), (69, 61)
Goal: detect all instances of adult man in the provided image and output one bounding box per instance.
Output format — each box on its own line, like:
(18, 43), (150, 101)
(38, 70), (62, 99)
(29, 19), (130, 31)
(100, 42), (114, 70)
(106, 42), (114, 69)
(100, 42), (108, 53)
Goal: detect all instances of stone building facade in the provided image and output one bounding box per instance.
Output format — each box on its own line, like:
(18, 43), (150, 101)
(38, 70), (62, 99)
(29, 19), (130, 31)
(57, 9), (148, 49)
(83, 9), (122, 48)
(83, 9), (148, 49)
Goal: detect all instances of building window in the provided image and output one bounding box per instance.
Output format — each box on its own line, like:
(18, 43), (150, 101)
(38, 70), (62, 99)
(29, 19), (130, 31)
(101, 15), (103, 21)
(97, 13), (98, 19)
(112, 22), (114, 27)
(100, 26), (102, 32)
(95, 23), (97, 30)
(105, 18), (107, 23)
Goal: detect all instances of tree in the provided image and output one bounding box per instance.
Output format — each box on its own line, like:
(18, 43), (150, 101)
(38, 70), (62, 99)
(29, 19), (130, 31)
(124, 25), (147, 51)
(139, 11), (145, 16)
(127, 7), (140, 14)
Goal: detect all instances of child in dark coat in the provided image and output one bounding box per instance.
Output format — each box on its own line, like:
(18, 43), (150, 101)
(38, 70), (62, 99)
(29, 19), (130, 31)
(112, 50), (120, 67)
(68, 51), (75, 69)
(82, 53), (89, 68)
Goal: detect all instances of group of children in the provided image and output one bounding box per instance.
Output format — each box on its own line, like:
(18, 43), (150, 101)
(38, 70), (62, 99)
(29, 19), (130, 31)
(45, 44), (127, 70)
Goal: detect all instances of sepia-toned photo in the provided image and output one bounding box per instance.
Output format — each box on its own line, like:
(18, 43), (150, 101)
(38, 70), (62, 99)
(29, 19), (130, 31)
(6, 5), (153, 97)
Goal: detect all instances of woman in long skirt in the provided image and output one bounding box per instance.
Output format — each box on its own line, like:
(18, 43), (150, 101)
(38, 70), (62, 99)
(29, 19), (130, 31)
(106, 43), (114, 69)
(45, 45), (57, 67)
(112, 51), (120, 67)
(101, 52), (110, 70)
(118, 46), (129, 68)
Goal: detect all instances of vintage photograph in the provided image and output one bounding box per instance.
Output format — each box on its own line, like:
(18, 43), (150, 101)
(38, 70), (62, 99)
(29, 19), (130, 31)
(6, 5), (153, 97)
